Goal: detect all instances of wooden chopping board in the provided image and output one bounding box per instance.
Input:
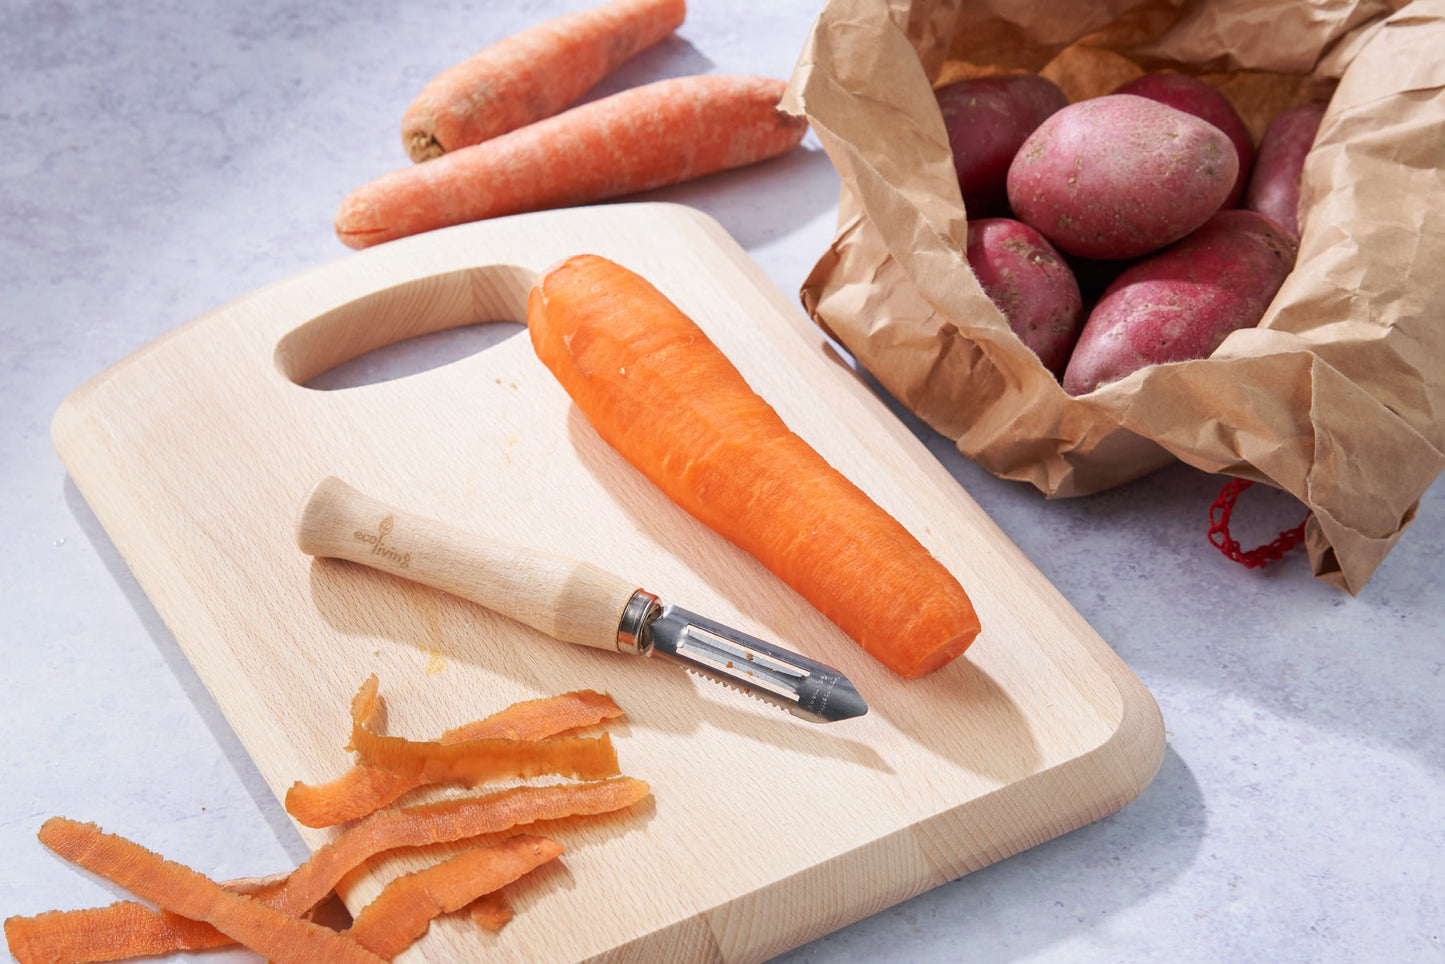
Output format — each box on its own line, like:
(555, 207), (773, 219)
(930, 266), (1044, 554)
(52, 202), (1164, 963)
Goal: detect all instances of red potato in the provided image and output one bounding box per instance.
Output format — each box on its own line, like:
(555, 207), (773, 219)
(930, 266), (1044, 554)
(1006, 94), (1238, 260)
(965, 218), (1083, 375)
(1113, 72), (1254, 208)
(1062, 209), (1298, 395)
(1243, 101), (1328, 241)
(936, 74), (1069, 217)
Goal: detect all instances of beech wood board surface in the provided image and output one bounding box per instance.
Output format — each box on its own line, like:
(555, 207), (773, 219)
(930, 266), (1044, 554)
(51, 202), (1165, 964)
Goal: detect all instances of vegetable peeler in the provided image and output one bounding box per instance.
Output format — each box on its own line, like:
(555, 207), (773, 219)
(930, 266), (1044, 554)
(295, 477), (867, 723)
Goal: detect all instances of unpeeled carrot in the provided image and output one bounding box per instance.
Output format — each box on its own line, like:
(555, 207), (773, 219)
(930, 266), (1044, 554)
(336, 74), (807, 249)
(31, 819), (385, 964)
(287, 688), (625, 828)
(527, 255), (982, 678)
(402, 0), (687, 162)
(345, 835), (562, 958)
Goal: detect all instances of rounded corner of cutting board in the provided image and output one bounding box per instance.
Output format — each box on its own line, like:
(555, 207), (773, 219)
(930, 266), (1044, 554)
(50, 390), (83, 459)
(51, 371), (111, 473)
(1085, 644), (1169, 808)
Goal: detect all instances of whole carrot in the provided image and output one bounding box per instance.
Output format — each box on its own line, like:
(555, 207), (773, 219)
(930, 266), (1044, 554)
(402, 0), (687, 162)
(527, 255), (982, 678)
(336, 74), (807, 249)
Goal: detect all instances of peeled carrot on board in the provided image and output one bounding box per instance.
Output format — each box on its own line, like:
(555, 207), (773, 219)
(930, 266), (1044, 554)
(29, 819), (385, 964)
(527, 255), (982, 678)
(345, 835), (562, 958)
(401, 0), (687, 162)
(287, 686), (625, 828)
(336, 74), (807, 249)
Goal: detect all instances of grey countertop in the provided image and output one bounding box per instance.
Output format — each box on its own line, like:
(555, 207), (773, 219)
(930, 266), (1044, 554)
(3, 2), (1441, 962)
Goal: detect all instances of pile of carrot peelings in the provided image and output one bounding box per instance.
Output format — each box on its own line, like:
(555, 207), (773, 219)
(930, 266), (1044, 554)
(3, 679), (649, 964)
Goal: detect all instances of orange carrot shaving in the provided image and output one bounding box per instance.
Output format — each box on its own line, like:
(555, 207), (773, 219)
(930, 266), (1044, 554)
(351, 673), (381, 723)
(287, 766), (416, 830)
(347, 722), (621, 787)
(442, 688), (625, 741)
(5, 902), (230, 964)
(345, 835), (562, 958)
(9, 779), (649, 961)
(467, 890), (514, 930)
(31, 819), (385, 964)
(527, 255), (982, 678)
(336, 74), (807, 249)
(3, 870), (299, 964)
(287, 688), (624, 828)
(401, 0), (687, 162)
(270, 777), (649, 919)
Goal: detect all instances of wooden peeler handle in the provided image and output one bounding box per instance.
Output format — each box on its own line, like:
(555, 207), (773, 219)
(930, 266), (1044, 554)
(295, 476), (644, 652)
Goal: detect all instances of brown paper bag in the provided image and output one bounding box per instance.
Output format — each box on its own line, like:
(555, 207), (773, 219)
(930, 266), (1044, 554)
(782, 0), (1445, 593)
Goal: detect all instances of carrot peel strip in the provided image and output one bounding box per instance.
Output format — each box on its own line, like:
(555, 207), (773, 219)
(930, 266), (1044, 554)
(287, 766), (416, 830)
(33, 819), (385, 964)
(441, 689), (624, 742)
(347, 721), (621, 787)
(287, 688), (625, 828)
(3, 869), (298, 964)
(5, 901), (231, 964)
(10, 779), (648, 962)
(346, 835), (563, 958)
(272, 777), (650, 919)
(10, 780), (646, 962)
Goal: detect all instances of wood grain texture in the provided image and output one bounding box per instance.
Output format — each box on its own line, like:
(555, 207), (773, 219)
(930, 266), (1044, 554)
(51, 202), (1165, 963)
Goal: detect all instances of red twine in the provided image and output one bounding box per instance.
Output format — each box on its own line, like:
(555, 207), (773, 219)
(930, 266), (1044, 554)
(1208, 478), (1311, 569)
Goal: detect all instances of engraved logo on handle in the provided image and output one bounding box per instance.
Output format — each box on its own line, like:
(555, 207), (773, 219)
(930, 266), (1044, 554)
(353, 514), (411, 568)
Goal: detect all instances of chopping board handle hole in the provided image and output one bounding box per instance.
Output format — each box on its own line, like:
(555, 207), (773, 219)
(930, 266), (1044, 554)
(274, 264), (537, 389)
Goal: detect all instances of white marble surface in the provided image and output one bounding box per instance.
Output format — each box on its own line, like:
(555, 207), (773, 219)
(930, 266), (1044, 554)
(2, 1), (1441, 962)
